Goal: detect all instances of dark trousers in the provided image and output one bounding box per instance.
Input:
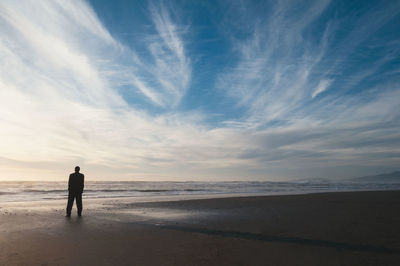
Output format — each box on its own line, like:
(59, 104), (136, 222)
(66, 191), (82, 215)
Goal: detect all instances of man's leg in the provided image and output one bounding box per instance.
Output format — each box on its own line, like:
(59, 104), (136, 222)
(66, 191), (74, 216)
(76, 193), (82, 216)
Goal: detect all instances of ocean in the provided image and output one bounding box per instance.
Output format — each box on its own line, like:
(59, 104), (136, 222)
(1, 180), (400, 203)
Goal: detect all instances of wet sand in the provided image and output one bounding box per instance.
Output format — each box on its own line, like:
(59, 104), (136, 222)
(1, 191), (400, 265)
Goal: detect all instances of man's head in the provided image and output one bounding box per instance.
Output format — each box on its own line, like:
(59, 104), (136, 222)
(75, 166), (80, 173)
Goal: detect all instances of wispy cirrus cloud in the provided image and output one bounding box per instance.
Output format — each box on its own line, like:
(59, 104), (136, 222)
(122, 2), (191, 108)
(216, 0), (400, 126)
(312, 79), (332, 99)
(0, 0), (191, 180)
(216, 0), (332, 125)
(0, 0), (252, 181)
(212, 0), (400, 176)
(0, 0), (399, 181)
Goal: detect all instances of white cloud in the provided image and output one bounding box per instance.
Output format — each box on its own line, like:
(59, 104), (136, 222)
(0, 0), (399, 181)
(312, 79), (332, 98)
(0, 0), (247, 181)
(216, 0), (332, 126)
(126, 2), (191, 108)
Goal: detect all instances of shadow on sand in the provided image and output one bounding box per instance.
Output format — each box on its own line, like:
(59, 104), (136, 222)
(151, 224), (399, 254)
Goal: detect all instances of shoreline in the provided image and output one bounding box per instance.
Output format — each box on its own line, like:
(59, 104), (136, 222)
(1, 190), (400, 265)
(2, 187), (400, 205)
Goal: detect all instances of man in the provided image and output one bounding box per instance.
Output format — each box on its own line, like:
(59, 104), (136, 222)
(66, 166), (84, 217)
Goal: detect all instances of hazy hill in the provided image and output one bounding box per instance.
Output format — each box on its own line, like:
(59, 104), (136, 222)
(348, 171), (400, 183)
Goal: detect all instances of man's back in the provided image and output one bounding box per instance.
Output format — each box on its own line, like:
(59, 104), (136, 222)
(68, 172), (84, 192)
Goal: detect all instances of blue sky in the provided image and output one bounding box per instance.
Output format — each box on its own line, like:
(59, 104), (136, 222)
(0, 0), (399, 181)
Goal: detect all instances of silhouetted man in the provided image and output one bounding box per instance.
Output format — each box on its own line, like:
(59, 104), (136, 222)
(66, 166), (84, 217)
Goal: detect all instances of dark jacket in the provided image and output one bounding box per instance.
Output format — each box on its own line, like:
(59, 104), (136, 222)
(68, 172), (84, 193)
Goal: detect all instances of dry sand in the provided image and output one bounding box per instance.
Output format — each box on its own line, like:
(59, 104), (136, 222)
(1, 191), (399, 265)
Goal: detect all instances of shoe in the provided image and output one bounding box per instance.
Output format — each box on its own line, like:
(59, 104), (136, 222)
(78, 213), (82, 217)
(65, 214), (71, 217)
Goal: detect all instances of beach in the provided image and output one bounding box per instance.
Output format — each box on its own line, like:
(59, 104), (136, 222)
(1, 191), (399, 265)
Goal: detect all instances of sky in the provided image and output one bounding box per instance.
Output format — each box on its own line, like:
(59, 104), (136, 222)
(0, 0), (399, 181)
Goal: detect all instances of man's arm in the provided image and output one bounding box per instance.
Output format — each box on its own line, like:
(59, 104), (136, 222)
(81, 174), (84, 193)
(68, 174), (72, 191)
